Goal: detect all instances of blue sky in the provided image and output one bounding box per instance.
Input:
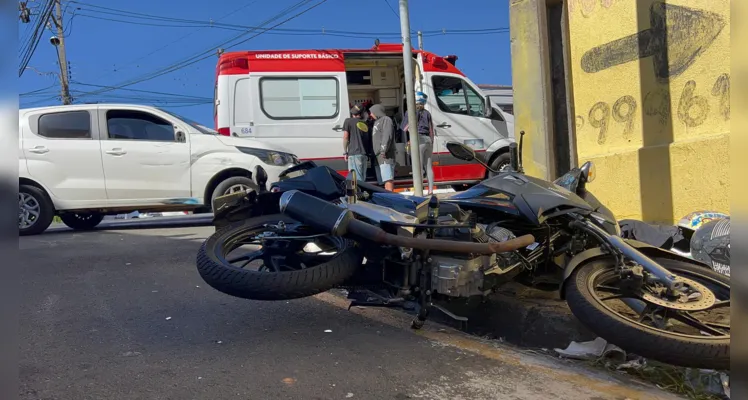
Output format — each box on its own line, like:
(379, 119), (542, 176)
(19, 0), (511, 125)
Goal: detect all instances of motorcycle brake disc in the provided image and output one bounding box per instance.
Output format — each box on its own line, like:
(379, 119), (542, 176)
(641, 276), (716, 311)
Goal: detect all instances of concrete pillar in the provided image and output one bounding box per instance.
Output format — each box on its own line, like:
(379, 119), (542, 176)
(509, 0), (556, 181)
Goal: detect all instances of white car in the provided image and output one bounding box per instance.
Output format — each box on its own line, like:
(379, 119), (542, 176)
(18, 103), (298, 235)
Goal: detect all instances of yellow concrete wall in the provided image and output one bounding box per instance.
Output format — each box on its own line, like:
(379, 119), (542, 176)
(566, 0), (730, 224)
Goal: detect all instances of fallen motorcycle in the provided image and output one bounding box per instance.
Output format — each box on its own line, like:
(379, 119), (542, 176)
(197, 132), (729, 370)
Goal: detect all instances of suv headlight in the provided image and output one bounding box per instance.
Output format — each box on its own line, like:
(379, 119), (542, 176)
(237, 147), (298, 166)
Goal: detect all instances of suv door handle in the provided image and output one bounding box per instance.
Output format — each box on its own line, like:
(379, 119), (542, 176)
(105, 148), (127, 156)
(28, 146), (49, 154)
(436, 123), (451, 128)
(332, 125), (343, 132)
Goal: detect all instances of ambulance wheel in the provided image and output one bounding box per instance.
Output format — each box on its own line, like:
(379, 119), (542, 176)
(487, 153), (512, 178)
(451, 184), (472, 192)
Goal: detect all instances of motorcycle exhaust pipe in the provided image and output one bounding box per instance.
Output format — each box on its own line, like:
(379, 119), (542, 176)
(279, 190), (536, 255)
(279, 190), (354, 236)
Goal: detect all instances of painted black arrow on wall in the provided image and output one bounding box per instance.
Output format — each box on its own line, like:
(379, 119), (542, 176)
(581, 2), (726, 81)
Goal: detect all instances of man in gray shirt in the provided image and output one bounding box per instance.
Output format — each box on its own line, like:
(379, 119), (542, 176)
(369, 104), (396, 191)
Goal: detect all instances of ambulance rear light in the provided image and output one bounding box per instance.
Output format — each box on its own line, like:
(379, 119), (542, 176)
(218, 57), (249, 73)
(217, 127), (231, 136)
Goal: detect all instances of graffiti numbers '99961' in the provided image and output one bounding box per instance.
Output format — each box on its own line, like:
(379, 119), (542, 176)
(578, 73), (730, 145)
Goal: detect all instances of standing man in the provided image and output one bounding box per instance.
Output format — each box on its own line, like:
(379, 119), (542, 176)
(369, 104), (396, 191)
(402, 92), (435, 195)
(343, 105), (370, 180)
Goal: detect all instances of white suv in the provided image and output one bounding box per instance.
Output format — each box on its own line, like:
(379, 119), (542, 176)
(19, 103), (298, 235)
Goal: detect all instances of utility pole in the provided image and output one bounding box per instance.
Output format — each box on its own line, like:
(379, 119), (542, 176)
(51, 0), (72, 104)
(399, 0), (424, 196)
(417, 31), (423, 50)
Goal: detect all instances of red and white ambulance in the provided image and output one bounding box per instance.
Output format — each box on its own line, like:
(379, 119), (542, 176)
(214, 43), (515, 188)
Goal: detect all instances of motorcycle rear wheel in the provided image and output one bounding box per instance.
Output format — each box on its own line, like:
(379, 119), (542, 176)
(565, 257), (729, 370)
(197, 214), (362, 300)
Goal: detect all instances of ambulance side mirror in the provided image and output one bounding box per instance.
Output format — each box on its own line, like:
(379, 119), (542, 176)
(483, 96), (492, 119)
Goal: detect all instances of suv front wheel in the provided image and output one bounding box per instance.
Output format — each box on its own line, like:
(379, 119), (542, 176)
(211, 176), (259, 210)
(19, 184), (55, 236)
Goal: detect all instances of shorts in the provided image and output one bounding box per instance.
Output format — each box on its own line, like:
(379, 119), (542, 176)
(347, 154), (368, 180)
(375, 162), (395, 184)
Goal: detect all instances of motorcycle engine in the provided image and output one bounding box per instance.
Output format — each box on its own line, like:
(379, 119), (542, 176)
(429, 220), (521, 298)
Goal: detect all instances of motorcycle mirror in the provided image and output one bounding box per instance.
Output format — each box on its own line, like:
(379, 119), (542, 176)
(580, 161), (596, 183)
(446, 142), (476, 162)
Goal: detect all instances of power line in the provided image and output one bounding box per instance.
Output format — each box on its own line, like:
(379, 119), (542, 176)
(69, 2), (508, 37)
(72, 12), (508, 37)
(21, 83), (213, 108)
(66, 0), (329, 101)
(70, 82), (212, 100)
(28, 0), (310, 104)
(71, 96), (211, 104)
(382, 0), (399, 19)
(20, 84), (58, 96)
(63, 10), (80, 37)
(78, 0), (315, 93)
(18, 0), (56, 76)
(87, 0), (263, 83)
(68, 1), (233, 24)
(22, 91), (212, 107)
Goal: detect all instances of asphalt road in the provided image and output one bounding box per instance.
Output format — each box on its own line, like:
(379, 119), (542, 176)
(19, 217), (682, 400)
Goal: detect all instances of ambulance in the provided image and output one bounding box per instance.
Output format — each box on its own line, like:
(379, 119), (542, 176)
(213, 43), (515, 189)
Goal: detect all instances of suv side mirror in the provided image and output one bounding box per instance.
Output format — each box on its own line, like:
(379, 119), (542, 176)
(483, 96), (492, 119)
(175, 131), (186, 143)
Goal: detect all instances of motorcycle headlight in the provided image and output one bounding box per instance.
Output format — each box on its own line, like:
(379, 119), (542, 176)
(237, 147), (298, 166)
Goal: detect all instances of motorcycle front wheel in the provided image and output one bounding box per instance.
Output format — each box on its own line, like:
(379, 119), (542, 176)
(197, 214), (363, 300)
(565, 257), (729, 370)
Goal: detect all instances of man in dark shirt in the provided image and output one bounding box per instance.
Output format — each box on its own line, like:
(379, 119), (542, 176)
(343, 105), (370, 180)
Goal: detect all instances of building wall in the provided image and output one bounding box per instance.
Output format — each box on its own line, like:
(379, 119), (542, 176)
(565, 0), (730, 224)
(509, 0), (556, 181)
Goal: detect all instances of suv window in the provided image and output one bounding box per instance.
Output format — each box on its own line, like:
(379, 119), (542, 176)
(259, 77), (339, 119)
(38, 111), (91, 139)
(159, 108), (217, 135)
(432, 76), (485, 117)
(106, 110), (175, 141)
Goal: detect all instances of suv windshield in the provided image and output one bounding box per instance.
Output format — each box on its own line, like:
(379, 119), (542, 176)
(159, 108), (218, 135)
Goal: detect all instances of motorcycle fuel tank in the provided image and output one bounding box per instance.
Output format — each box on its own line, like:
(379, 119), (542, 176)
(448, 172), (593, 224)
